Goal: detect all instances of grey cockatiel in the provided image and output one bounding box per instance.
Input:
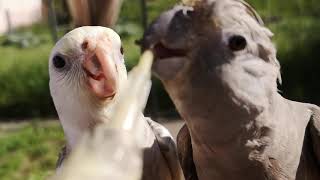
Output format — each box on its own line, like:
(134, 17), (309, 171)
(49, 26), (182, 180)
(142, 0), (320, 179)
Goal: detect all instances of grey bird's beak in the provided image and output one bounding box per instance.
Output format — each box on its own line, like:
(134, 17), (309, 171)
(141, 5), (193, 51)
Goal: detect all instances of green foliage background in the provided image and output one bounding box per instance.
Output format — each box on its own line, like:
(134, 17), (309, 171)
(247, 0), (320, 104)
(0, 0), (319, 118)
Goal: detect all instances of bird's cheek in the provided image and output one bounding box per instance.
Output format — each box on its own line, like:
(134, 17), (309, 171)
(152, 57), (187, 81)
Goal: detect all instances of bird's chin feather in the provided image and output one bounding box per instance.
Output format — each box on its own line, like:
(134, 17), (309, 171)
(57, 93), (116, 148)
(152, 57), (187, 81)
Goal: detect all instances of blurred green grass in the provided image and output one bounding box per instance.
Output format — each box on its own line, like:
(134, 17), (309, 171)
(0, 25), (53, 118)
(0, 121), (64, 180)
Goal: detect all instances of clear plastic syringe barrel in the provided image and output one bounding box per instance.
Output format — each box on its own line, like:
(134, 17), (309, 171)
(52, 130), (142, 180)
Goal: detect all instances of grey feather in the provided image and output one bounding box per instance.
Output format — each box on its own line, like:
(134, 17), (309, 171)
(177, 124), (198, 180)
(146, 118), (183, 180)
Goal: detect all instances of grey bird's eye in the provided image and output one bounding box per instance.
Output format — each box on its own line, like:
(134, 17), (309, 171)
(120, 46), (124, 54)
(228, 35), (247, 51)
(53, 55), (66, 69)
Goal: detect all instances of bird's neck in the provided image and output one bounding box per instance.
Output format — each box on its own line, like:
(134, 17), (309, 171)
(169, 76), (279, 145)
(167, 60), (280, 143)
(59, 103), (112, 149)
(60, 112), (98, 149)
(183, 93), (270, 145)
(175, 86), (282, 179)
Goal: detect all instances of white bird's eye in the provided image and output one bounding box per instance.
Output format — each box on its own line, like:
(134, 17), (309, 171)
(53, 55), (66, 69)
(228, 35), (247, 51)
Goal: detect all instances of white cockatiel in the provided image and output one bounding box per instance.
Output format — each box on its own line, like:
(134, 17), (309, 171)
(49, 26), (182, 180)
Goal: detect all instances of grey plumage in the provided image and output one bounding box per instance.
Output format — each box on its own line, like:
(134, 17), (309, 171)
(142, 0), (320, 179)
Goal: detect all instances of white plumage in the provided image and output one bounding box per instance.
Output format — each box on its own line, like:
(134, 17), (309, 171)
(49, 26), (182, 180)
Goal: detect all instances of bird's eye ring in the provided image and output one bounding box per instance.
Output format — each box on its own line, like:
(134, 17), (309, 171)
(53, 55), (66, 69)
(228, 35), (247, 51)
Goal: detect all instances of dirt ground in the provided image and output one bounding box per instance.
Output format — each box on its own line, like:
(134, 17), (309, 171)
(162, 120), (184, 139)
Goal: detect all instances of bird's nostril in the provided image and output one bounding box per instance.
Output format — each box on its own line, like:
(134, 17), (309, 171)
(82, 40), (89, 50)
(176, 10), (185, 17)
(82, 54), (104, 81)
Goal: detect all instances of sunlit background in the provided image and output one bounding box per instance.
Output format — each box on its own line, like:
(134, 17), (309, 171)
(0, 0), (319, 179)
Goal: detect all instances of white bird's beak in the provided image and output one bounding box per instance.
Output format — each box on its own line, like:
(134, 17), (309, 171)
(82, 38), (118, 99)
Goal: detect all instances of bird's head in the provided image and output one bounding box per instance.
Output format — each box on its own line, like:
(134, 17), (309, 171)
(49, 27), (126, 147)
(142, 0), (281, 114)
